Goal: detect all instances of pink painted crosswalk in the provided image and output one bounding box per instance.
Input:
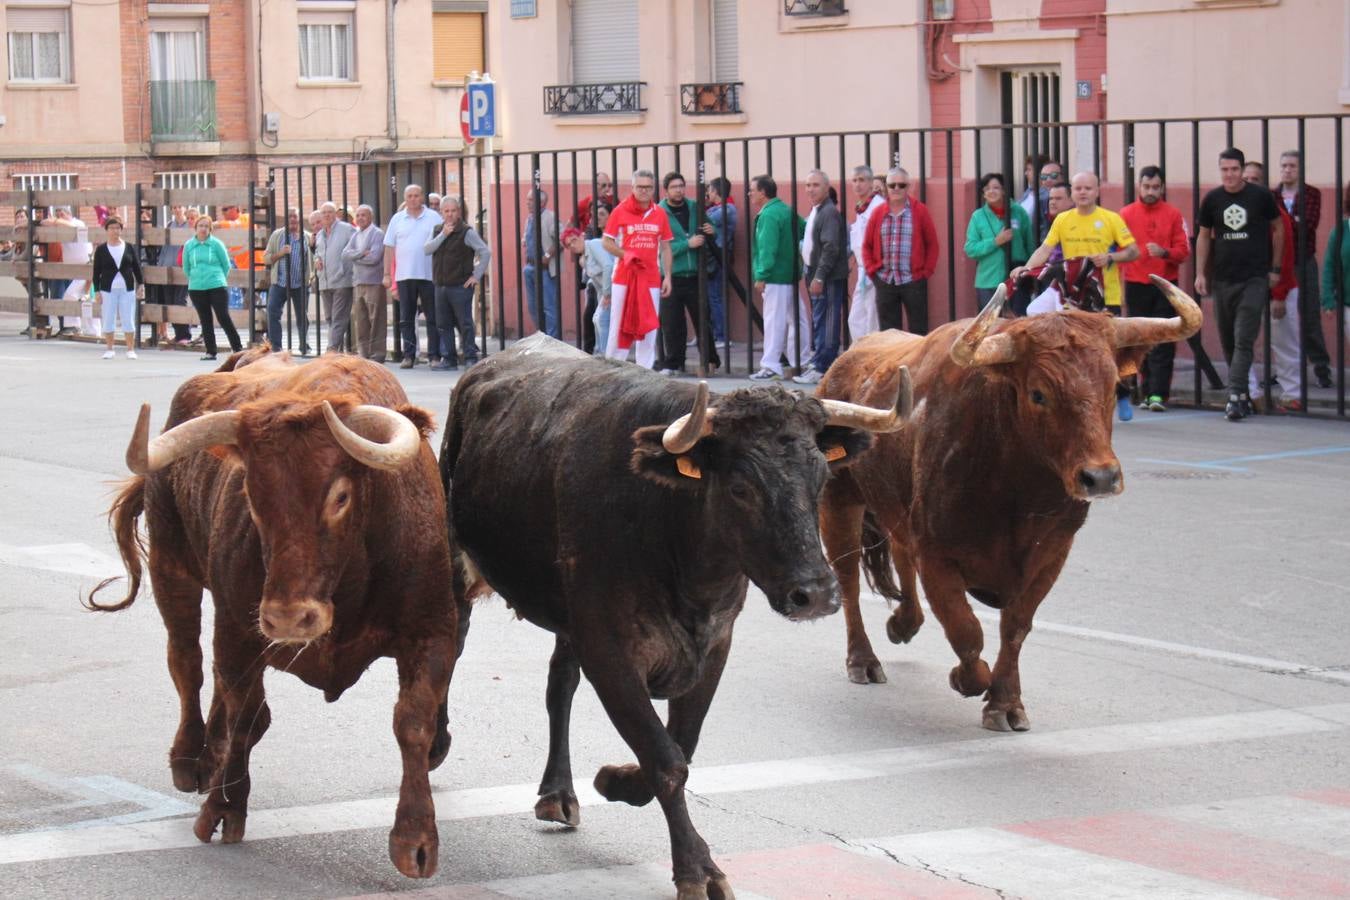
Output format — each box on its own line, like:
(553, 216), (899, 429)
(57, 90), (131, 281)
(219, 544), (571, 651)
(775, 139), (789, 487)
(345, 788), (1350, 899)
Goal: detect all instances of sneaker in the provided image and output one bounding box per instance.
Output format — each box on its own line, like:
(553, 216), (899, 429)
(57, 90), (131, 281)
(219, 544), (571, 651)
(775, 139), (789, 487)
(1146, 395), (1166, 412)
(101, 350), (115, 359)
(126, 350), (138, 360)
(430, 360), (455, 371)
(686, 338), (699, 348)
(1315, 367), (1333, 389)
(1225, 394), (1245, 421)
(792, 367), (822, 385)
(749, 367), (781, 381)
(658, 368), (681, 377)
(200, 354), (217, 361)
(1116, 395), (1133, 422)
(399, 357), (415, 369)
(1240, 394), (1255, 417)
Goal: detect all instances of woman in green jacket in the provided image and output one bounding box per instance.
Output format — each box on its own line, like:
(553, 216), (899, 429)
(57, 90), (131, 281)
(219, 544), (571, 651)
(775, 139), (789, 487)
(183, 215), (241, 360)
(1322, 182), (1350, 356)
(964, 172), (1034, 306)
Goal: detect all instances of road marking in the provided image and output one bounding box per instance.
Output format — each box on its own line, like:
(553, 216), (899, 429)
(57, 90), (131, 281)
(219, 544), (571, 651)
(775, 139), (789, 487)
(0, 542), (123, 579)
(2, 702), (1349, 866)
(1118, 410), (1211, 424)
(1138, 444), (1350, 472)
(2, 765), (195, 831)
(970, 610), (1350, 685)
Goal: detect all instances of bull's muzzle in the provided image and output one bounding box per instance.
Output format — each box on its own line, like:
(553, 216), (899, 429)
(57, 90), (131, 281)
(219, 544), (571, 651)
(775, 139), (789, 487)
(1076, 463), (1123, 499)
(259, 598), (334, 643)
(770, 572), (842, 622)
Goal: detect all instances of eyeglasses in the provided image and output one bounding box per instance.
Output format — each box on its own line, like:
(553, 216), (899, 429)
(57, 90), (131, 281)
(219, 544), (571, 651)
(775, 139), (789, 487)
(633, 184), (654, 191)
(887, 182), (908, 190)
(1039, 172), (1061, 181)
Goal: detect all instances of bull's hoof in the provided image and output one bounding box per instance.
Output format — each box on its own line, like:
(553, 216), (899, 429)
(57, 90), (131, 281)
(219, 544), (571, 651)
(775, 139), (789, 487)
(948, 661), (992, 697)
(193, 802), (246, 844)
(389, 828), (439, 878)
(983, 706), (1031, 732)
(535, 789), (581, 827)
(846, 658), (888, 684)
(594, 763), (654, 807)
(170, 758), (201, 794)
(676, 875), (736, 900)
(428, 728), (451, 772)
(885, 610), (922, 644)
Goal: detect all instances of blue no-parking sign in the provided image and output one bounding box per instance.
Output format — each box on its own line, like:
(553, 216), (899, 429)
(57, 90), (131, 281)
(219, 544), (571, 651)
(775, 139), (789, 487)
(467, 82), (496, 139)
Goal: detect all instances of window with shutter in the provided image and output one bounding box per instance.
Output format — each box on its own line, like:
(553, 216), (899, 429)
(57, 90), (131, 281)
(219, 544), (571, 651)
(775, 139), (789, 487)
(570, 0), (638, 83)
(711, 0), (738, 82)
(6, 5), (70, 83)
(432, 12), (483, 83)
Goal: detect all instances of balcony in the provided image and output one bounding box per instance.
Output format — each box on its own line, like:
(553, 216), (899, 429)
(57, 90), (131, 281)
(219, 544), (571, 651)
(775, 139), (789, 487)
(680, 82), (743, 116)
(150, 80), (218, 152)
(543, 82), (646, 117)
(783, 0), (847, 15)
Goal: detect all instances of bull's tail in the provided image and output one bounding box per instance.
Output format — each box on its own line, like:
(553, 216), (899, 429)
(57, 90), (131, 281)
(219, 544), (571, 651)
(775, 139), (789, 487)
(860, 510), (904, 605)
(83, 476), (147, 612)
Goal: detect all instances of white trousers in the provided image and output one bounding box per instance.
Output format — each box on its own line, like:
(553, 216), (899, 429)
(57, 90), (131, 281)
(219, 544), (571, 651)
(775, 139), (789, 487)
(605, 282), (661, 369)
(847, 271), (879, 339)
(760, 283), (812, 374)
(1248, 287), (1304, 398)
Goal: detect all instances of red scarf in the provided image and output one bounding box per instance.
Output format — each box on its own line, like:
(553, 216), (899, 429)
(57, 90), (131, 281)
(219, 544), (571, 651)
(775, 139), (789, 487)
(617, 253), (659, 349)
(988, 203), (1006, 218)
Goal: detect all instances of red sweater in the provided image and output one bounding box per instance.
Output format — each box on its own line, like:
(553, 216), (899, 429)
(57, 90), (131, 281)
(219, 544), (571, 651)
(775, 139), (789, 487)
(1272, 205), (1296, 302)
(1119, 199), (1190, 284)
(861, 198), (939, 281)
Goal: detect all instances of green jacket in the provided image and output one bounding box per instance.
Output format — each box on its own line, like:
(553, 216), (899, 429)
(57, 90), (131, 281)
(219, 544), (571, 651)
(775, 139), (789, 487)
(753, 197), (806, 285)
(964, 204), (1034, 289)
(659, 198), (701, 278)
(1322, 220), (1350, 310)
(182, 235), (231, 291)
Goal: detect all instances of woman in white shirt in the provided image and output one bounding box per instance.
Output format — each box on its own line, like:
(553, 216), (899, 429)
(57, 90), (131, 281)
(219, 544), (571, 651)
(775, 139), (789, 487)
(91, 216), (145, 359)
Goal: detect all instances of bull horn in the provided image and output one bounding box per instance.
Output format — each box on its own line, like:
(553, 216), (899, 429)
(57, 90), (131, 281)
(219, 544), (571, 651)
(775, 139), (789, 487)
(321, 402), (423, 471)
(126, 404), (240, 474)
(950, 284), (1018, 367)
(1112, 275), (1204, 347)
(818, 366), (913, 433)
(662, 381), (714, 455)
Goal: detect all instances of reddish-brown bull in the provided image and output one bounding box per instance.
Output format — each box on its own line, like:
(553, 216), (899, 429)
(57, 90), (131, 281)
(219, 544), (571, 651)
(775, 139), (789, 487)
(85, 348), (465, 878)
(816, 277), (1201, 731)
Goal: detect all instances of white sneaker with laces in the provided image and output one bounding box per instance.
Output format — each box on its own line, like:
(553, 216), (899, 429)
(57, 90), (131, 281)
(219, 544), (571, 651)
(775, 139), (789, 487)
(792, 367), (822, 385)
(101, 350), (115, 359)
(126, 350), (138, 360)
(749, 367), (781, 381)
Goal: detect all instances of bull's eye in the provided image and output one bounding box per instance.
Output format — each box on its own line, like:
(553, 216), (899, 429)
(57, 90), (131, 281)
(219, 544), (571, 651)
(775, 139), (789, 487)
(324, 477), (354, 523)
(728, 482), (751, 501)
(1031, 389), (1047, 406)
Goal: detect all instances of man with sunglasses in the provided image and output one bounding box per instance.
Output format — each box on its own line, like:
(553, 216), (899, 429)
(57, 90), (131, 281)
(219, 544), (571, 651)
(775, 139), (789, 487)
(860, 167), (940, 335)
(1021, 159), (1063, 243)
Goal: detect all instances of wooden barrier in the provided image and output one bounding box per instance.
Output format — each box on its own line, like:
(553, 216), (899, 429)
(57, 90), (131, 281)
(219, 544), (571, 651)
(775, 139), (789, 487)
(0, 187), (266, 208)
(29, 299), (252, 329)
(0, 224), (269, 248)
(0, 260), (263, 287)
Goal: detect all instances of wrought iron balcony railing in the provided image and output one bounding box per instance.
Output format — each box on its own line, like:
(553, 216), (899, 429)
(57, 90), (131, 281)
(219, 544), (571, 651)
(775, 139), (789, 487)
(680, 82), (743, 116)
(783, 0), (847, 16)
(543, 82), (646, 116)
(150, 80), (218, 142)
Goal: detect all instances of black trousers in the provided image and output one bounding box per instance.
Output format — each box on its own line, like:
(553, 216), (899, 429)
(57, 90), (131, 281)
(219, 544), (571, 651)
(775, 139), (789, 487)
(873, 277), (929, 334)
(658, 274), (718, 370)
(1295, 255), (1331, 371)
(1125, 280), (1179, 401)
(189, 287), (242, 356)
(582, 284), (598, 355)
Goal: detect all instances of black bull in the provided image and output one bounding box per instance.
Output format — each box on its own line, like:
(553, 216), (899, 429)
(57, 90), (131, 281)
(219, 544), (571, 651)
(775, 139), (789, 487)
(439, 334), (909, 900)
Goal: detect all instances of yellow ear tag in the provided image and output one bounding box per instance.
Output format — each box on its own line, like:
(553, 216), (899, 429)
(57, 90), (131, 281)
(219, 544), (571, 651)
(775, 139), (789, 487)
(823, 445), (847, 462)
(676, 456), (702, 479)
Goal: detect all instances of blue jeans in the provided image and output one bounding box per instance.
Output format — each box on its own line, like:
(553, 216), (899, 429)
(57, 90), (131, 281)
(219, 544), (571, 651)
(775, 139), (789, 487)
(808, 278), (847, 371)
(522, 264), (560, 338)
(706, 269), (728, 344)
(435, 284), (478, 365)
(267, 283), (309, 352)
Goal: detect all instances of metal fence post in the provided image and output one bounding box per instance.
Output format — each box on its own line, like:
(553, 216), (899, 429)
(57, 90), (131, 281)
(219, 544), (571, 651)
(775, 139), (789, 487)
(25, 187), (37, 337)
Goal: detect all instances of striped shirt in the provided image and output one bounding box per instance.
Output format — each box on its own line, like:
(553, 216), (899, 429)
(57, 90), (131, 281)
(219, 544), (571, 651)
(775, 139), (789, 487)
(879, 206), (914, 285)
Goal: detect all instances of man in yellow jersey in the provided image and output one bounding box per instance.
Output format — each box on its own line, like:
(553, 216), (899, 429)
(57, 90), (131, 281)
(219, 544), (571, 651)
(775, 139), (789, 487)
(1014, 171), (1140, 419)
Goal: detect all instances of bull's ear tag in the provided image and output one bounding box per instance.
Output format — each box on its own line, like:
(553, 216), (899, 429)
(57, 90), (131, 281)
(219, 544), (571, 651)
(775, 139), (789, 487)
(676, 456), (702, 479)
(823, 445), (847, 462)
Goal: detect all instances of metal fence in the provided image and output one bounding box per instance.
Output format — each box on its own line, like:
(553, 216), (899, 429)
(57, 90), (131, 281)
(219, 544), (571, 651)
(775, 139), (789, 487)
(267, 113), (1347, 417)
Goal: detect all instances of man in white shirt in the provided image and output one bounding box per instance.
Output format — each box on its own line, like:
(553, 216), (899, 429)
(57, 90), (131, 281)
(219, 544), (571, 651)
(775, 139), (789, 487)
(383, 184), (441, 368)
(846, 165), (885, 339)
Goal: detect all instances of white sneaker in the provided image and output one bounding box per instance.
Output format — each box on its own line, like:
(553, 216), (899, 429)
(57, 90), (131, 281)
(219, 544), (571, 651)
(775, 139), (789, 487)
(125, 350), (138, 360)
(101, 350), (115, 359)
(658, 368), (679, 377)
(792, 367), (822, 385)
(749, 367), (781, 381)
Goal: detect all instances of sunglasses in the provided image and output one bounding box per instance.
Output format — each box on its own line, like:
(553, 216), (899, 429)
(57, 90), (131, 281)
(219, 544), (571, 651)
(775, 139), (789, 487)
(1039, 172), (1061, 181)
(887, 182), (908, 190)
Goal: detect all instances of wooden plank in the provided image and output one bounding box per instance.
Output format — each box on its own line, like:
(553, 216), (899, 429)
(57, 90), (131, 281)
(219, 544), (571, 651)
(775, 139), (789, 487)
(34, 298), (252, 328)
(0, 189), (139, 207)
(141, 265), (266, 288)
(0, 224), (267, 248)
(139, 187), (263, 207)
(0, 294), (29, 314)
(34, 262), (93, 279)
(0, 261), (35, 277)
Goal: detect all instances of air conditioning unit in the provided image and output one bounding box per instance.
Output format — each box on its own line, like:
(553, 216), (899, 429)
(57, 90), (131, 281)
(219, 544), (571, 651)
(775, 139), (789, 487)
(263, 112), (280, 134)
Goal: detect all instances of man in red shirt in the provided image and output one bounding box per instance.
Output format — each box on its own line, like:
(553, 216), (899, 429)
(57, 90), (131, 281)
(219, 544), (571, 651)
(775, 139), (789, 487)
(1120, 166), (1191, 410)
(602, 169), (673, 368)
(577, 172), (616, 232)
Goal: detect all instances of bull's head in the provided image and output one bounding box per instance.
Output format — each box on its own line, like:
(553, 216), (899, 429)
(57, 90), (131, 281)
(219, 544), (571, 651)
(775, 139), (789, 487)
(124, 398), (428, 643)
(629, 373), (912, 621)
(950, 276), (1202, 501)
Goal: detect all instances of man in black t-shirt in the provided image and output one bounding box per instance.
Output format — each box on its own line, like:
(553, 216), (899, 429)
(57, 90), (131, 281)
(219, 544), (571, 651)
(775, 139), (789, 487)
(1195, 147), (1285, 421)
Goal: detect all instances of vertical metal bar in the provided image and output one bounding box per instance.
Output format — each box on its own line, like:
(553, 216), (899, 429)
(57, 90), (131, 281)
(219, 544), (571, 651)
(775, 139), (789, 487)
(1296, 116), (1309, 412)
(838, 133), (849, 348)
(719, 137), (730, 365)
(297, 168), (308, 354)
(918, 131), (928, 204)
(789, 136), (802, 371)
(1191, 120), (1203, 407)
(309, 165), (322, 353)
(1092, 122), (1101, 179)
(493, 152), (506, 350)
(1123, 121), (1136, 204)
(550, 151), (561, 342)
(1158, 120), (1167, 188)
(24, 187), (37, 337)
(1337, 116), (1346, 417)
(1225, 119), (1234, 149)
(513, 153), (523, 339)
(133, 183), (144, 349)
(946, 128), (956, 322)
(283, 167), (293, 350)
(1260, 116), (1272, 413)
(695, 140), (710, 376)
(244, 181), (254, 347)
(570, 150), (581, 348)
(745, 139), (757, 371)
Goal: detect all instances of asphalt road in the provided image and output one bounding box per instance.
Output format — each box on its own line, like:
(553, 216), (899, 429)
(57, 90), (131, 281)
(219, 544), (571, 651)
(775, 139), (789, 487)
(2, 320), (1349, 899)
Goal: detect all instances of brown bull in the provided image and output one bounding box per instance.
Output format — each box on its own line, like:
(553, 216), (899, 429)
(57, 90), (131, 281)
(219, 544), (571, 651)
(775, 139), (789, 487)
(86, 348), (464, 878)
(817, 276), (1201, 731)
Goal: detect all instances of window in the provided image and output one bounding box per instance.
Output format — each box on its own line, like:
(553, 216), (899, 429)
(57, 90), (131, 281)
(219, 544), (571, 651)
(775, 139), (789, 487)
(155, 171), (215, 220)
(149, 18), (205, 82)
(570, 0), (637, 83)
(711, 0), (738, 81)
(11, 173), (75, 191)
(298, 7), (353, 81)
(432, 12), (483, 83)
(6, 5), (71, 83)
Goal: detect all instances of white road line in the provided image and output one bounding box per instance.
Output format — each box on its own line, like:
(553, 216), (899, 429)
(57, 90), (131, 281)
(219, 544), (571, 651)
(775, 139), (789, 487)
(1161, 794), (1350, 860)
(854, 827), (1269, 900)
(2, 702), (1348, 867)
(970, 609), (1350, 685)
(0, 542), (123, 580)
